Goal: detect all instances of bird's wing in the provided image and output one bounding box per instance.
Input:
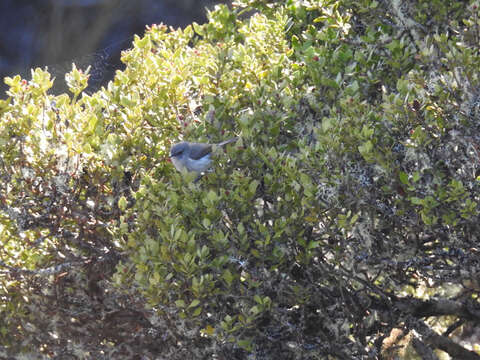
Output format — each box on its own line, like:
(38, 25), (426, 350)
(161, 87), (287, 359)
(189, 143), (213, 160)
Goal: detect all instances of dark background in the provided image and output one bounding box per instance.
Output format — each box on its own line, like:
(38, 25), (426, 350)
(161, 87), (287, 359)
(0, 0), (226, 96)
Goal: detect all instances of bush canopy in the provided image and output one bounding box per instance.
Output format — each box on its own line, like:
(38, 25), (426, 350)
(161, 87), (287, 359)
(1, 0), (480, 359)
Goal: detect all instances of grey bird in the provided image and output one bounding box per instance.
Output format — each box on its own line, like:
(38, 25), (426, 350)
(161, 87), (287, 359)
(169, 137), (238, 175)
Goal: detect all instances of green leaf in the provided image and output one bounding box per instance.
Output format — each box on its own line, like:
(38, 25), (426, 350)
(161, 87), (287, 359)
(202, 218), (211, 228)
(358, 140), (373, 155)
(188, 299), (201, 309)
(65, 63), (90, 96)
(399, 172), (409, 185)
(118, 196), (128, 211)
(192, 306), (202, 317)
(238, 222), (245, 235)
(249, 180), (259, 195)
(307, 241), (320, 249)
(175, 300), (186, 308)
(86, 114), (98, 133)
(237, 338), (253, 351)
(412, 172), (421, 183)
(223, 269), (234, 286)
(192, 22), (205, 36)
(206, 190), (218, 203)
(410, 197), (423, 205)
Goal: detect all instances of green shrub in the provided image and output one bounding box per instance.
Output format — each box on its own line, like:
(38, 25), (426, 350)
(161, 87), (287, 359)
(1, 1), (480, 359)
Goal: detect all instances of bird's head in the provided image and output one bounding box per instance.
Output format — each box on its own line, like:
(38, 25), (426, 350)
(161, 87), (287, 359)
(169, 142), (189, 159)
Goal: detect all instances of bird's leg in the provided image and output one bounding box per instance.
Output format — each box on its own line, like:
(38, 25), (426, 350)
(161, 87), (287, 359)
(193, 173), (204, 183)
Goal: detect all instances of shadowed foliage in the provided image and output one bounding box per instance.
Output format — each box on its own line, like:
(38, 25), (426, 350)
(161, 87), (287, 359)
(1, 0), (479, 358)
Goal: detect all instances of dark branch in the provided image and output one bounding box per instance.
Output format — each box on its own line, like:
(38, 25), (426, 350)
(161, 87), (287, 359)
(415, 320), (480, 360)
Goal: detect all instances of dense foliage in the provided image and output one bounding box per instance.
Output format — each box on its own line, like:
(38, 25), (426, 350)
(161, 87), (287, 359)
(1, 0), (480, 359)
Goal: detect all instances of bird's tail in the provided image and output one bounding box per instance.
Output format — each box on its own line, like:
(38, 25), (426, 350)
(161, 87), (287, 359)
(217, 137), (238, 147)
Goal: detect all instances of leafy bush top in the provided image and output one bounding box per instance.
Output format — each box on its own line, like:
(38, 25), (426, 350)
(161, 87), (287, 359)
(1, 0), (480, 358)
